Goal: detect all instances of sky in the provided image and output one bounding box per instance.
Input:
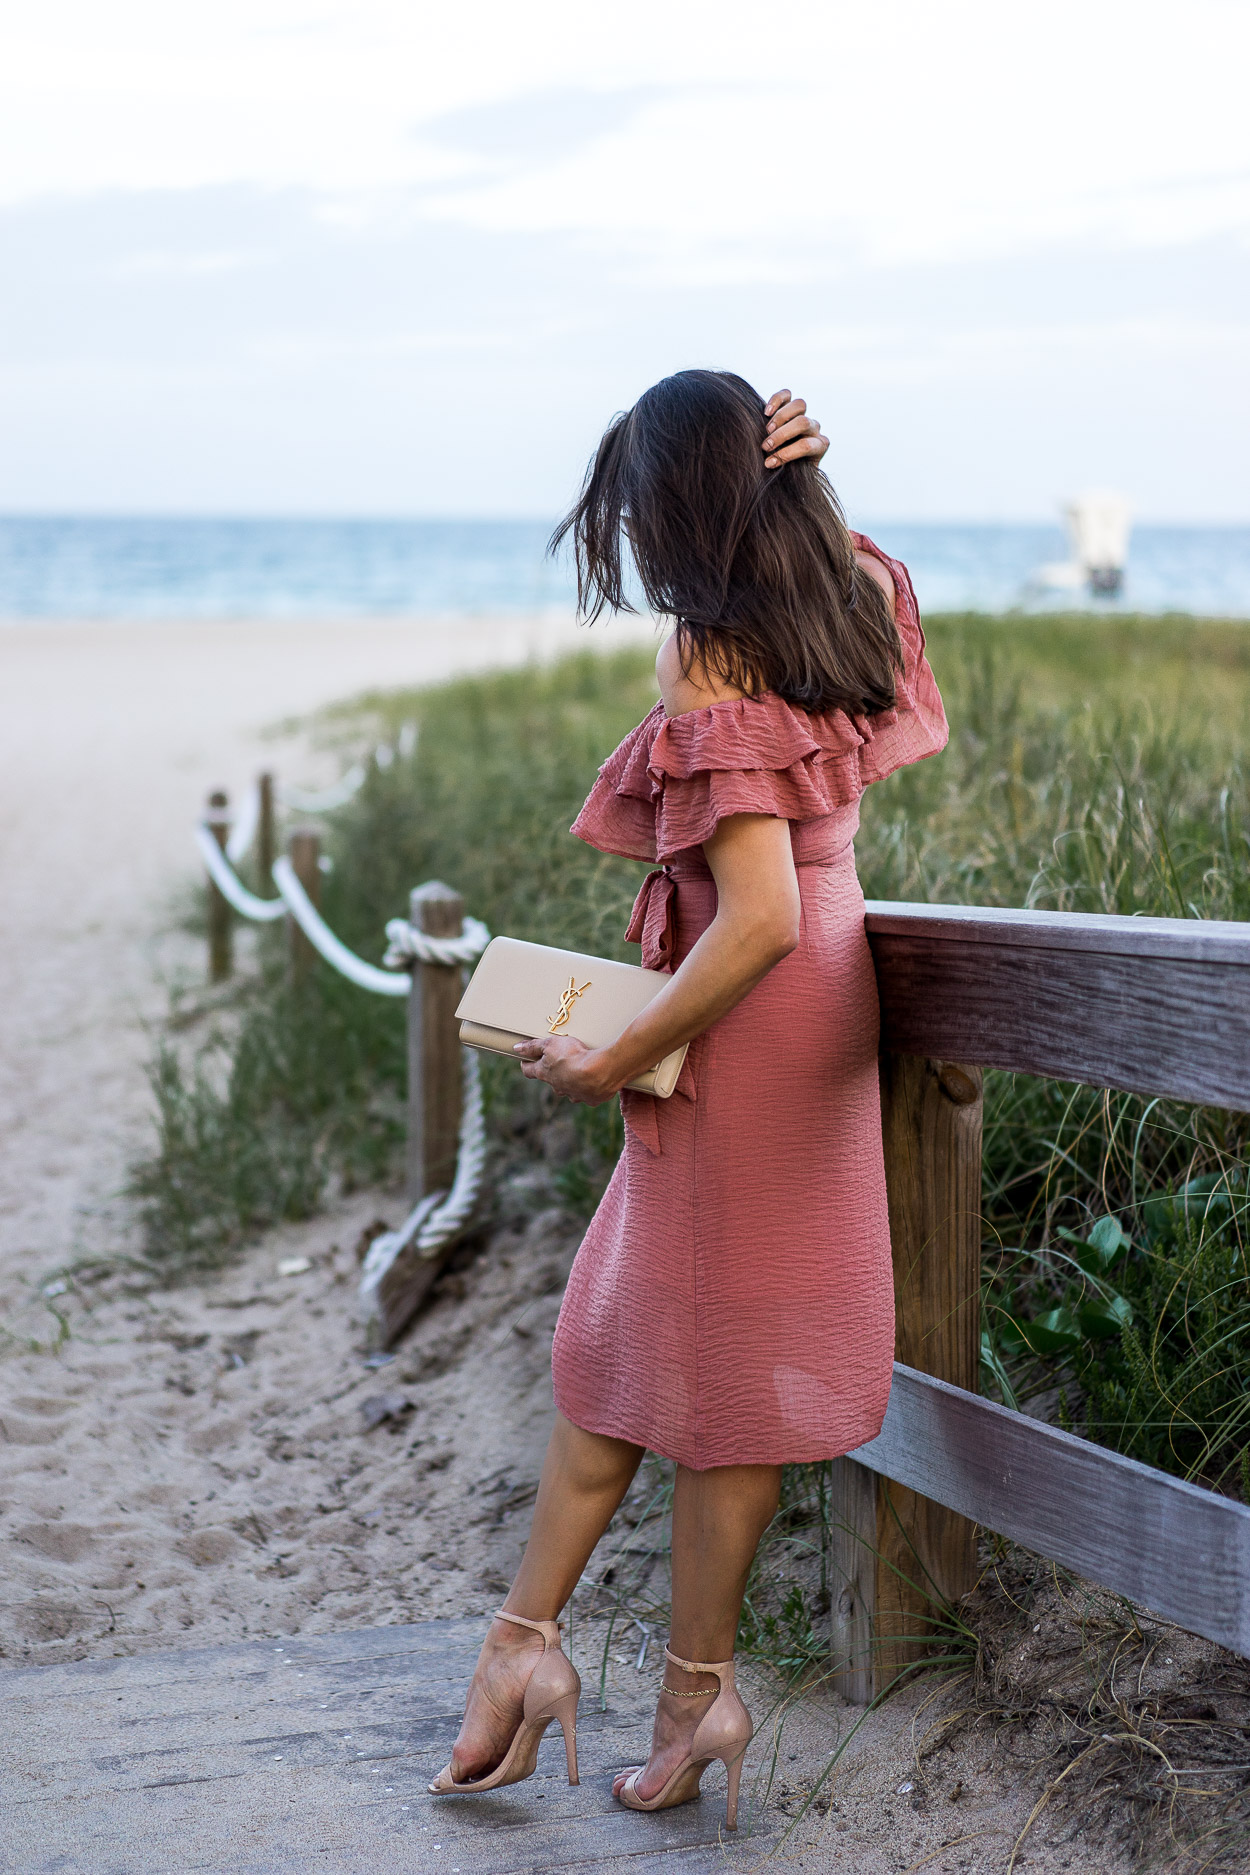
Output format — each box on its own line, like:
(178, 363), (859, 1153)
(0, 0), (1248, 520)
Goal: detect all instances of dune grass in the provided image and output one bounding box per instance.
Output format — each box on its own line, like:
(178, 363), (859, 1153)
(134, 612), (1250, 1497)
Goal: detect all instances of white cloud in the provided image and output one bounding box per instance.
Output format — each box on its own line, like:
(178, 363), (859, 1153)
(0, 1), (1247, 517)
(112, 247), (263, 278)
(2, 0), (1248, 272)
(789, 315), (1250, 384)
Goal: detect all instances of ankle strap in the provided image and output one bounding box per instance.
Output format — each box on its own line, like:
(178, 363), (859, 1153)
(495, 1609), (563, 1647)
(665, 1644), (735, 1679)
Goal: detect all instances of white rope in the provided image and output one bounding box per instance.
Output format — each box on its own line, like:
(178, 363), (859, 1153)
(271, 856), (412, 996)
(225, 782), (261, 864)
(382, 914), (491, 968)
(358, 1050), (488, 1293)
(282, 720), (416, 813)
(197, 769), (491, 1318)
(196, 823), (287, 922)
(415, 1048), (487, 1249)
(196, 828), (489, 986)
(282, 762), (367, 814)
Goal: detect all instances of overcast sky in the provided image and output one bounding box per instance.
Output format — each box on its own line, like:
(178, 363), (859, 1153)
(1, 0), (1247, 520)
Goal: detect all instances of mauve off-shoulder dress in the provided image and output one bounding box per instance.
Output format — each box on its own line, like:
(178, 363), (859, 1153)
(550, 537), (948, 1469)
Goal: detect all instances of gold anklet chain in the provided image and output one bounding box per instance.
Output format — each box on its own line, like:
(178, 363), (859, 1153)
(660, 1681), (717, 1696)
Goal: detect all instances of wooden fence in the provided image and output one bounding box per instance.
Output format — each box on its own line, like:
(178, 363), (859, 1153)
(831, 902), (1250, 1700)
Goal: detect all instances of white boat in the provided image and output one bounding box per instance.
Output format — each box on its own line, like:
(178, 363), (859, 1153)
(1063, 490), (1132, 596)
(1025, 490), (1133, 601)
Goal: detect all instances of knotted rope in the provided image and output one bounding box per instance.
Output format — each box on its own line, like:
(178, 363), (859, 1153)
(382, 914), (492, 969)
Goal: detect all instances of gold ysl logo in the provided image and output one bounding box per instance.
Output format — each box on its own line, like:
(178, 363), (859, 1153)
(548, 974), (591, 1033)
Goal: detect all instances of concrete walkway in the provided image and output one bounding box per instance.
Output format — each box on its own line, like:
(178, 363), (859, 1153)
(3, 1617), (763, 1873)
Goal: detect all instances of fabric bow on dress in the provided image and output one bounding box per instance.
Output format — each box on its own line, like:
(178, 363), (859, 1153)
(625, 866), (678, 971)
(619, 866), (696, 1155)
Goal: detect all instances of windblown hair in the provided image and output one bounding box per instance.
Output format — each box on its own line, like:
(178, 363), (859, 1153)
(550, 369), (902, 716)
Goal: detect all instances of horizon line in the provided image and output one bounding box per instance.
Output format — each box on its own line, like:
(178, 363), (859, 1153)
(2, 511), (1250, 531)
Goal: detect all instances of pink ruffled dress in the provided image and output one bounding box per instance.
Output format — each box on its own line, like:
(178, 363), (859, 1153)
(550, 536), (948, 1468)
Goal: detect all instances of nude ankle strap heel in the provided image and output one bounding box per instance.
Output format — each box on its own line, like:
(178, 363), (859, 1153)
(616, 1646), (753, 1830)
(429, 1609), (581, 1795)
(494, 1609), (563, 1646)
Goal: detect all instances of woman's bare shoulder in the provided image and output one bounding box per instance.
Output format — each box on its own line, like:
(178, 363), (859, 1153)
(656, 631), (746, 717)
(855, 549), (896, 617)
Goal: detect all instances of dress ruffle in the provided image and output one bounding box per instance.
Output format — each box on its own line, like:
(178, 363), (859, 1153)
(570, 533), (947, 865)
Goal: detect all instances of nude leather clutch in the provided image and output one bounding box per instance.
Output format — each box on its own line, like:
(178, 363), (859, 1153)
(455, 935), (689, 1098)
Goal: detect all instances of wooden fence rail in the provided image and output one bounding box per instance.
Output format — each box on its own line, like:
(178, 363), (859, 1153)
(851, 1363), (1250, 1656)
(831, 901), (1250, 1700)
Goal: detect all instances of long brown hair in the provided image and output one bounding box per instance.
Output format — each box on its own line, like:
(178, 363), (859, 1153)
(550, 369), (902, 716)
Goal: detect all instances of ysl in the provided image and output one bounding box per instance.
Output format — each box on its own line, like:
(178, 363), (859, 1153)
(548, 975), (591, 1033)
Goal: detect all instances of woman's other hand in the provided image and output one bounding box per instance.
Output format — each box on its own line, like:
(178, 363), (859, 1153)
(514, 1034), (620, 1105)
(763, 390), (828, 470)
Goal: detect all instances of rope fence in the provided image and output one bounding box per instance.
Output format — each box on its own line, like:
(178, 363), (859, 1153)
(195, 747), (490, 1347)
(220, 722), (417, 858)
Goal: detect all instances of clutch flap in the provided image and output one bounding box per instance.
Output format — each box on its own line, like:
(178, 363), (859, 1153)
(456, 936), (670, 1049)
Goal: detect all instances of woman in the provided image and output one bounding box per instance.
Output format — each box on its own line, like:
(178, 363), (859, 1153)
(429, 373), (947, 1825)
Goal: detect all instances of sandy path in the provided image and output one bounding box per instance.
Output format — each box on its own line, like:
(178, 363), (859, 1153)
(0, 610), (649, 1292)
(0, 1157), (1151, 1873)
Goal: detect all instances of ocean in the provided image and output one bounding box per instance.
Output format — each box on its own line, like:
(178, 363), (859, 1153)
(1, 516), (1248, 621)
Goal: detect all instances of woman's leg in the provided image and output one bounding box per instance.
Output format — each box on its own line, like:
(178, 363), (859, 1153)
(613, 1461), (781, 1801)
(448, 1412), (643, 1781)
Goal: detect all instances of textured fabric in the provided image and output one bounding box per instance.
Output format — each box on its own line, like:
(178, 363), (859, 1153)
(551, 535), (949, 1468)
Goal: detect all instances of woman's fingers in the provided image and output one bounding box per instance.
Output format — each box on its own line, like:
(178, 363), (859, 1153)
(765, 395), (806, 434)
(767, 413), (819, 451)
(764, 422), (828, 469)
(762, 395), (829, 470)
(515, 1038), (551, 1083)
(769, 412), (815, 446)
(516, 1035), (581, 1094)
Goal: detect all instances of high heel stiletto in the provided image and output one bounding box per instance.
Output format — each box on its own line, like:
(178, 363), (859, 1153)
(428, 1610), (581, 1795)
(616, 1646), (752, 1830)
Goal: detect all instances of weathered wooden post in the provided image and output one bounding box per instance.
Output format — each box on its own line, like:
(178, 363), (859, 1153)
(257, 771), (277, 890)
(829, 1053), (983, 1699)
(356, 880), (469, 1349)
(287, 825), (322, 980)
(205, 789), (233, 982)
(406, 881), (465, 1201)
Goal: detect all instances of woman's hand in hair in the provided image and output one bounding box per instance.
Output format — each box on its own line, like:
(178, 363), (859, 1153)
(763, 390), (829, 470)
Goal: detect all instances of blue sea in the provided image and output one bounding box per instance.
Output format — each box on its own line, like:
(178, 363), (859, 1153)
(1, 516), (1248, 620)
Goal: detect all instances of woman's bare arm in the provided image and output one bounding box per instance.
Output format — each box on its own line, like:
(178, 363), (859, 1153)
(514, 811), (800, 1104)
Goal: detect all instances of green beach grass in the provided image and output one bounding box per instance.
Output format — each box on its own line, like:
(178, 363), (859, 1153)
(134, 610), (1250, 1498)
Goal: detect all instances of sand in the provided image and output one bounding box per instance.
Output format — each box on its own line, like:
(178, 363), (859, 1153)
(0, 1168), (1147, 1873)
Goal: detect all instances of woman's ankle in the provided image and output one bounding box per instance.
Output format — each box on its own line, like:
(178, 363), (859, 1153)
(659, 1662), (720, 1700)
(484, 1613), (550, 1653)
